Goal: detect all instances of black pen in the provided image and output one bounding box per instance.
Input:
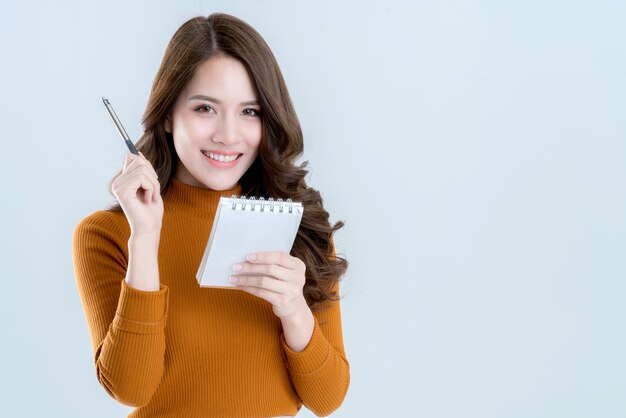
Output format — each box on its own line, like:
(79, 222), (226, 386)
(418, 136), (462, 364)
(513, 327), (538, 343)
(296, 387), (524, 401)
(102, 97), (139, 155)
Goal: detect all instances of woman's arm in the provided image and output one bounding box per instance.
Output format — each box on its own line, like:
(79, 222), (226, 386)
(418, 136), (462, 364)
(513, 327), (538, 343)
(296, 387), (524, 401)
(72, 211), (169, 407)
(280, 302), (315, 352)
(279, 243), (350, 416)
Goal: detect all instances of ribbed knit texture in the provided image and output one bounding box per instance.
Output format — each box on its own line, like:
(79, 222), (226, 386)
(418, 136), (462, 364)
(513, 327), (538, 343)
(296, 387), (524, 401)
(72, 178), (350, 418)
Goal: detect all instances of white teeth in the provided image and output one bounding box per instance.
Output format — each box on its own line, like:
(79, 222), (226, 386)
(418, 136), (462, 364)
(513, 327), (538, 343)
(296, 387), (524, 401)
(203, 151), (239, 162)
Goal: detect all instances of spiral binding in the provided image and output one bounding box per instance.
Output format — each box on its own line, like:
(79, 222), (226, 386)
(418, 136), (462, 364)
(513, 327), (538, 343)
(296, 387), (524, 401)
(229, 195), (296, 213)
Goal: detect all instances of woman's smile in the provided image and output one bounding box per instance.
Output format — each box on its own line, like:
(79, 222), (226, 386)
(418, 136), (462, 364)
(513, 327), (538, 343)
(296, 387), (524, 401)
(201, 150), (243, 168)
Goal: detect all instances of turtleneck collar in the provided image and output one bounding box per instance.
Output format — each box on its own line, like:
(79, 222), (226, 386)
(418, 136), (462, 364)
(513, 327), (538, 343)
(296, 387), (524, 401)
(164, 177), (243, 212)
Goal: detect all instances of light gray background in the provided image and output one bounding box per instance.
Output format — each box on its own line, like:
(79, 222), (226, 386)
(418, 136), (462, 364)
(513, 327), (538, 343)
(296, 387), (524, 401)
(1, 1), (625, 417)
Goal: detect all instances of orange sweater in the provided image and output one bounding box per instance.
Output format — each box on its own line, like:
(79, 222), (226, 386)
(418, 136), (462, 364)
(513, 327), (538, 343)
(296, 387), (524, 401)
(72, 178), (350, 417)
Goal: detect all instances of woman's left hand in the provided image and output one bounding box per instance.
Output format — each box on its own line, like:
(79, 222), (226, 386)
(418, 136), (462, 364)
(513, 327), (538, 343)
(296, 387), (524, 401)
(230, 252), (307, 320)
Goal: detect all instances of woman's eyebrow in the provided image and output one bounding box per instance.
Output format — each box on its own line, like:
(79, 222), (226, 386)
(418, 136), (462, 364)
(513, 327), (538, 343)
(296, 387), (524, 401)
(188, 94), (259, 106)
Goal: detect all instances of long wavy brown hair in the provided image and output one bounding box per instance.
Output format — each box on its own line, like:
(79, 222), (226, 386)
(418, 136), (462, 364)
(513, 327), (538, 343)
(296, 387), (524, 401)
(104, 13), (348, 313)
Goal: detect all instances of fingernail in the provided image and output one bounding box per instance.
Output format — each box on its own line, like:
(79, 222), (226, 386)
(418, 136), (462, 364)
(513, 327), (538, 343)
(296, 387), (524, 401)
(229, 276), (239, 283)
(246, 254), (257, 262)
(232, 263), (243, 271)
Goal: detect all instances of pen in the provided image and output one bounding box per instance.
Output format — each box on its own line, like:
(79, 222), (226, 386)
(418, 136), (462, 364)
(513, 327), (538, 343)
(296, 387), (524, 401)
(102, 97), (139, 155)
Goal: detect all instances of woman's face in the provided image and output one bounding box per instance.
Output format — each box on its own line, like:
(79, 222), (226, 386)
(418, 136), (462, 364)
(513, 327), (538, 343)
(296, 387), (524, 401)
(166, 54), (262, 190)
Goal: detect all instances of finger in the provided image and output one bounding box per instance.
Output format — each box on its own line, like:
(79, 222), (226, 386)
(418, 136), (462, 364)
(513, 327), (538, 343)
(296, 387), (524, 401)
(123, 153), (145, 172)
(124, 161), (160, 198)
(151, 176), (161, 203)
(125, 157), (158, 182)
(123, 153), (135, 170)
(234, 284), (281, 305)
(121, 160), (148, 179)
(138, 172), (157, 204)
(142, 171), (161, 204)
(137, 152), (159, 180)
(121, 171), (156, 204)
(235, 262), (292, 281)
(112, 165), (144, 199)
(230, 275), (285, 293)
(246, 252), (301, 270)
(123, 151), (158, 182)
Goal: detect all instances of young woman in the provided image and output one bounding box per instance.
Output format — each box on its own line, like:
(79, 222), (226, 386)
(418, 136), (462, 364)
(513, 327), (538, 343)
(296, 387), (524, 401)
(72, 12), (350, 418)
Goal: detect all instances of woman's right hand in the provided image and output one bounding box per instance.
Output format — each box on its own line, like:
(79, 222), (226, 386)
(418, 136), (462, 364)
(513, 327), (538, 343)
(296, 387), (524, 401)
(111, 151), (164, 235)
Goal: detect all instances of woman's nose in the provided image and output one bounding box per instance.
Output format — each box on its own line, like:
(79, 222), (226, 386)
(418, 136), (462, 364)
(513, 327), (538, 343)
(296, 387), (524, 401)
(213, 113), (239, 145)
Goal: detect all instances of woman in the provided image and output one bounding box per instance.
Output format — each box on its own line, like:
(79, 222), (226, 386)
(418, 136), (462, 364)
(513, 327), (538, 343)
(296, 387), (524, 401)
(72, 12), (350, 418)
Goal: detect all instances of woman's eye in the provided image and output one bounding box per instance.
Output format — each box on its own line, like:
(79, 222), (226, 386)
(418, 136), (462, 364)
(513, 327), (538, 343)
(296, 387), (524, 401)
(196, 104), (214, 113)
(195, 105), (260, 117)
(244, 108), (261, 117)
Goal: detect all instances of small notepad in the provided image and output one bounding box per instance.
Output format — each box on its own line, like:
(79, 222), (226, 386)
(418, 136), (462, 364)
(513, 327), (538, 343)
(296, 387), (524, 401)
(196, 195), (304, 288)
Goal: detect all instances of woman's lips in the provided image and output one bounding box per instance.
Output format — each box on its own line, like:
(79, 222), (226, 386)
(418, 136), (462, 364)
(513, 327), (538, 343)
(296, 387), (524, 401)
(201, 150), (241, 168)
(202, 149), (243, 156)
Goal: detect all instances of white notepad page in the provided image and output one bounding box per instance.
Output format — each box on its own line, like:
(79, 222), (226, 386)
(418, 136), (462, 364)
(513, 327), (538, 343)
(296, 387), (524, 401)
(196, 197), (304, 288)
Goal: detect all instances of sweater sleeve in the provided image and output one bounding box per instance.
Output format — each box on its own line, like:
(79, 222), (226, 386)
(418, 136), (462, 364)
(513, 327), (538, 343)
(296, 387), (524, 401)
(279, 240), (350, 416)
(72, 211), (169, 407)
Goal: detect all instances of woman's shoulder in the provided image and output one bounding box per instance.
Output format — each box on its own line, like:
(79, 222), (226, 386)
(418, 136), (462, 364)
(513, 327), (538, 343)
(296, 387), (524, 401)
(73, 208), (130, 245)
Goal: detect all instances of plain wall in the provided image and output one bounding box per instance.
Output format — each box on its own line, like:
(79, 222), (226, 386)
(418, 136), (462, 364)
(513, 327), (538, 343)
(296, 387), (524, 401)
(1, 0), (625, 417)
